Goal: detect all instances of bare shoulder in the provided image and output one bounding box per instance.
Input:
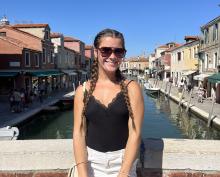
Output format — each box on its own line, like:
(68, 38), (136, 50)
(125, 80), (142, 94)
(75, 81), (90, 99)
(75, 85), (84, 101)
(125, 80), (143, 105)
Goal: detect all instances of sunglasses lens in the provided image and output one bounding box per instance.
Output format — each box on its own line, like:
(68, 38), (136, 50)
(99, 47), (126, 58)
(99, 47), (112, 57)
(115, 48), (126, 58)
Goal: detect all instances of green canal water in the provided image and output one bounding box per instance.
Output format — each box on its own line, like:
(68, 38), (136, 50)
(18, 89), (220, 140)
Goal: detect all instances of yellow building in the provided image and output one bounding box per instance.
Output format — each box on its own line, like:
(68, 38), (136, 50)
(171, 36), (199, 85)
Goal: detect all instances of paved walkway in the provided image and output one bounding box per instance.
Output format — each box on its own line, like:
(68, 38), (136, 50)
(0, 89), (72, 128)
(149, 79), (220, 129)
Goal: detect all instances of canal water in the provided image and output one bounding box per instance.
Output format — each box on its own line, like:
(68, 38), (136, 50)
(18, 87), (220, 140)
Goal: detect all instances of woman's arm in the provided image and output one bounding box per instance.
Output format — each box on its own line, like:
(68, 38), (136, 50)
(119, 81), (144, 176)
(73, 85), (89, 177)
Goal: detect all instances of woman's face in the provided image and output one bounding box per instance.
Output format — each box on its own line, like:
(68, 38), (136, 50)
(95, 36), (126, 73)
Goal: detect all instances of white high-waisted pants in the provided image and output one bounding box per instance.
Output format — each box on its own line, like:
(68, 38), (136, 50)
(87, 147), (138, 177)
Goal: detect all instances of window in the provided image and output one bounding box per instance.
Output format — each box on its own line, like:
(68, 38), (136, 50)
(0, 32), (6, 37)
(43, 48), (46, 64)
(213, 24), (218, 41)
(194, 47), (196, 58)
(214, 52), (218, 68)
(205, 54), (209, 69)
(45, 30), (49, 40)
(177, 52), (181, 61)
(35, 53), (39, 67)
(59, 55), (62, 65)
(66, 52), (68, 64)
(73, 56), (76, 65)
(47, 52), (50, 63)
(50, 50), (54, 64)
(204, 29), (209, 44)
(25, 51), (30, 67)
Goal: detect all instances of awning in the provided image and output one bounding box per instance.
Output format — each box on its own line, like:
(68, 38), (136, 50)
(0, 72), (19, 77)
(182, 70), (197, 76)
(208, 73), (220, 83)
(193, 73), (211, 81)
(78, 70), (87, 75)
(28, 70), (63, 77)
(62, 70), (77, 76)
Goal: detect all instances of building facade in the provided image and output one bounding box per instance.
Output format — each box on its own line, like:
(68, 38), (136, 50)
(198, 16), (220, 102)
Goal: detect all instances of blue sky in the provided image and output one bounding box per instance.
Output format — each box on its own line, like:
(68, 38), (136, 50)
(1, 0), (220, 58)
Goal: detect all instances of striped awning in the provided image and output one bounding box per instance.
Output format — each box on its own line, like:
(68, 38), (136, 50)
(208, 73), (220, 83)
(0, 72), (19, 77)
(28, 70), (63, 77)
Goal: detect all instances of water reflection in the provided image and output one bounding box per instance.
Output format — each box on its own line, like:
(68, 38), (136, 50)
(154, 95), (220, 140)
(18, 91), (220, 140)
(18, 110), (73, 139)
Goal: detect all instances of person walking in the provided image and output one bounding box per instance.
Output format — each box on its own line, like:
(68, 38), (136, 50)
(9, 89), (15, 112)
(73, 28), (144, 177)
(13, 89), (21, 112)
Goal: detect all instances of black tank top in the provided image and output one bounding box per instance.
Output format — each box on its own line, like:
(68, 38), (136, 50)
(85, 81), (132, 152)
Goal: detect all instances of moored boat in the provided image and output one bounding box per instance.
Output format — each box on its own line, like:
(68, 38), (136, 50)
(144, 82), (160, 96)
(0, 126), (19, 140)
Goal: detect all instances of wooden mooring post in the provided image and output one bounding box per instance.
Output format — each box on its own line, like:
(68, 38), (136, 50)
(160, 81), (163, 90)
(207, 96), (216, 127)
(164, 81), (168, 94)
(168, 82), (172, 97)
(154, 79), (158, 88)
(178, 87), (185, 107)
(186, 88), (194, 112)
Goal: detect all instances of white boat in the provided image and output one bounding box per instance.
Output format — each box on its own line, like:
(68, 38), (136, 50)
(0, 126), (19, 140)
(144, 82), (160, 95)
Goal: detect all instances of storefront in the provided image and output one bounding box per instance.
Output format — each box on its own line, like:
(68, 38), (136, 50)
(61, 70), (78, 89)
(0, 72), (19, 95)
(208, 73), (220, 103)
(193, 73), (212, 88)
(27, 70), (63, 93)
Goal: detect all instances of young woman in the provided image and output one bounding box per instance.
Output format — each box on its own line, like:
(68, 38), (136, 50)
(73, 28), (144, 177)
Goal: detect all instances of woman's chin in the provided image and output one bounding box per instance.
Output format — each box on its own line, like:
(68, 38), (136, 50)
(104, 65), (118, 73)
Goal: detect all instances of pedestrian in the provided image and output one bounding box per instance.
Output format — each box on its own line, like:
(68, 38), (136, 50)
(198, 87), (204, 103)
(174, 77), (178, 86)
(20, 88), (25, 111)
(13, 89), (21, 112)
(9, 89), (15, 112)
(73, 28), (144, 177)
(187, 82), (192, 93)
(211, 85), (216, 102)
(184, 78), (187, 91)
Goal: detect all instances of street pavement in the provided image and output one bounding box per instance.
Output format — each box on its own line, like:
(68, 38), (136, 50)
(0, 89), (72, 128)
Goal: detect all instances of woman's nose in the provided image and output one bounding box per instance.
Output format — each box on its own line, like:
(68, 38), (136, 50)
(109, 51), (117, 59)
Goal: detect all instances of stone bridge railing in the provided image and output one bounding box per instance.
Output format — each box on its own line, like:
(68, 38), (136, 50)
(0, 139), (220, 177)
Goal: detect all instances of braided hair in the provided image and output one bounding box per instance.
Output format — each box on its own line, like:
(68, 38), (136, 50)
(81, 28), (135, 130)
